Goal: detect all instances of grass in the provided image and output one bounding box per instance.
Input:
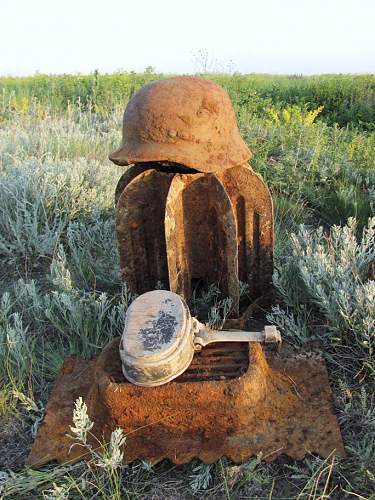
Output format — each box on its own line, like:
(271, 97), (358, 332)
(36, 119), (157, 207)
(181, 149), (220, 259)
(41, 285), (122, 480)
(1, 72), (374, 129)
(0, 72), (374, 498)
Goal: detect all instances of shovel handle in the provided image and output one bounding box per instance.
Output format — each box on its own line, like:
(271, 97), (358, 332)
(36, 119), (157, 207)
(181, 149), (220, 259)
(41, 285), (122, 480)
(194, 325), (281, 349)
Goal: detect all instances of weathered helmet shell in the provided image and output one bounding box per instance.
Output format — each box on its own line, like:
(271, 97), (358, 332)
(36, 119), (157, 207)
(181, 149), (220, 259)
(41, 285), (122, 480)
(109, 76), (251, 173)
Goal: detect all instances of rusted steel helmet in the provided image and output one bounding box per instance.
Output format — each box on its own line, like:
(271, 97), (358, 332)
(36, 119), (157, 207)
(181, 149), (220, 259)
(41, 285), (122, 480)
(109, 76), (251, 173)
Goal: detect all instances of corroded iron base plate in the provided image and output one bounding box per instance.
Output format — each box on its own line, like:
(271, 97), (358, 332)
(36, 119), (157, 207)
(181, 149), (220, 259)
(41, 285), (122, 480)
(27, 340), (345, 467)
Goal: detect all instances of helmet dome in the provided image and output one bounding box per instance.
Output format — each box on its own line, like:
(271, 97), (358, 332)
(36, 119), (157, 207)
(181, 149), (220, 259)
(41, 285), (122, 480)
(109, 76), (251, 173)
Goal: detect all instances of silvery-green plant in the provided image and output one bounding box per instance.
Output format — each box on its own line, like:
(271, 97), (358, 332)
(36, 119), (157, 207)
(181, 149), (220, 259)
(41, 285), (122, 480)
(69, 397), (94, 447)
(1, 276), (133, 393)
(267, 304), (313, 344)
(66, 217), (121, 292)
(223, 455), (273, 498)
(0, 296), (35, 390)
(0, 291), (41, 414)
(42, 481), (69, 500)
(191, 283), (234, 327)
(0, 154), (121, 266)
(0, 172), (66, 262)
(189, 462), (213, 492)
(69, 397), (126, 471)
(12, 389), (45, 437)
(13, 279), (47, 327)
(268, 217), (375, 370)
(95, 428), (127, 471)
(0, 463), (82, 498)
(0, 105), (121, 169)
(50, 245), (73, 292)
(239, 280), (250, 299)
(337, 382), (375, 432)
(191, 283), (221, 315)
(44, 290), (119, 359)
(207, 297), (233, 330)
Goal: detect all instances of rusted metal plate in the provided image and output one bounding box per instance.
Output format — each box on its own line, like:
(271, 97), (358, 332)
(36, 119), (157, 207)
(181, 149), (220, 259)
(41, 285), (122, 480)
(27, 339), (345, 468)
(165, 173), (239, 316)
(116, 169), (175, 293)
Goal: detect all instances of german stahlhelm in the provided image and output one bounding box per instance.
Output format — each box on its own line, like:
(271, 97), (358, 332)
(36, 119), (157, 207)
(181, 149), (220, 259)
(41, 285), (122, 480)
(109, 76), (251, 173)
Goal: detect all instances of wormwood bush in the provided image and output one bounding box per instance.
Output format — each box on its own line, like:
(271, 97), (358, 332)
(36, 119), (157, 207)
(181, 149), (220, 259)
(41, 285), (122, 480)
(335, 383), (375, 494)
(0, 272), (133, 413)
(0, 293), (35, 398)
(44, 289), (128, 360)
(0, 104), (121, 167)
(0, 172), (66, 262)
(47, 246), (131, 360)
(5, 159), (118, 217)
(0, 160), (119, 264)
(66, 217), (121, 292)
(268, 217), (375, 371)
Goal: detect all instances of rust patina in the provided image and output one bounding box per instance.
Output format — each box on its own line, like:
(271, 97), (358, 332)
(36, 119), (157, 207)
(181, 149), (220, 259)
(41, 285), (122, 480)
(27, 77), (346, 468)
(27, 339), (345, 467)
(111, 76), (273, 315)
(115, 163), (273, 317)
(109, 76), (251, 173)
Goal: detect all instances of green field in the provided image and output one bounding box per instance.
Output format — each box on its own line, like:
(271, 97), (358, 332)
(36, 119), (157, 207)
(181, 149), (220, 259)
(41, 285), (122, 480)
(0, 73), (374, 498)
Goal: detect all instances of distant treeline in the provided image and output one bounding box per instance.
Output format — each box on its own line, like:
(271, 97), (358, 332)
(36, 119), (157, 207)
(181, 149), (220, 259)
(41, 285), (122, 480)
(1, 72), (374, 129)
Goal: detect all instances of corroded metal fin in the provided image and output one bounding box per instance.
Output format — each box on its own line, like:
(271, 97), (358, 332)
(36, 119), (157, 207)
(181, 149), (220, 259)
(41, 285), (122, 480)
(165, 173), (239, 315)
(116, 169), (175, 294)
(218, 165), (274, 302)
(114, 163), (155, 206)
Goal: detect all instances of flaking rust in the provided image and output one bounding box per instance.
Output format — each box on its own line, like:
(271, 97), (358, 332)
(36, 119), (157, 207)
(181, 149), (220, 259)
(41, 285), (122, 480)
(27, 339), (345, 467)
(115, 163), (273, 317)
(28, 76), (346, 468)
(112, 77), (273, 316)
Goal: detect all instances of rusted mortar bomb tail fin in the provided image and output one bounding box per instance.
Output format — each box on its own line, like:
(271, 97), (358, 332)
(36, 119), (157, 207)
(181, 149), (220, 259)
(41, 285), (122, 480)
(115, 163), (274, 317)
(114, 163), (199, 207)
(111, 76), (273, 314)
(114, 163), (154, 206)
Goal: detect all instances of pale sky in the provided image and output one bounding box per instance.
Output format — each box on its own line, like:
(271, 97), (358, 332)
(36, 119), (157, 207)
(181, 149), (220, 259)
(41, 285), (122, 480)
(1, 0), (374, 76)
